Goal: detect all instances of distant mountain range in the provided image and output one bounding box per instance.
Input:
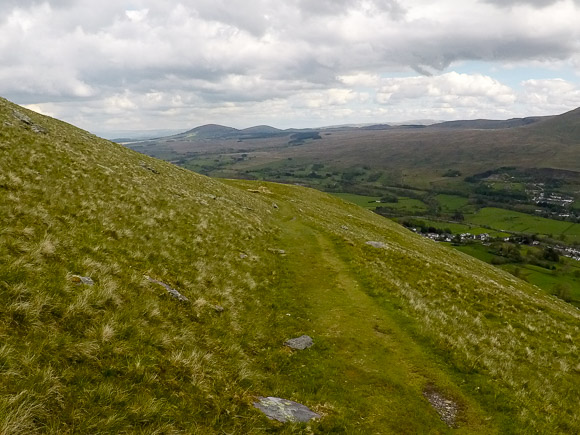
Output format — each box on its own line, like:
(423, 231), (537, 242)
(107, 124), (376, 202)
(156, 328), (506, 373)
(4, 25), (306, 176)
(128, 107), (580, 184)
(107, 114), (559, 143)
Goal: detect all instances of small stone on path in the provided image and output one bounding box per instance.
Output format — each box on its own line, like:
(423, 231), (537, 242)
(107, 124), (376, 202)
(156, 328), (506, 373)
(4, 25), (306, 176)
(253, 396), (320, 423)
(284, 335), (313, 350)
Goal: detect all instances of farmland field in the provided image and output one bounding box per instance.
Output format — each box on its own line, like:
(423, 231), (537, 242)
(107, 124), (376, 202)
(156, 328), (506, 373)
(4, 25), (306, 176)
(436, 194), (470, 212)
(466, 207), (580, 241)
(332, 193), (381, 209)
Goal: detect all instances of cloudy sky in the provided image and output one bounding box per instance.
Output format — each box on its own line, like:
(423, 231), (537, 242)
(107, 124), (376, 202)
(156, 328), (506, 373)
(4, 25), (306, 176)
(2, 0), (580, 132)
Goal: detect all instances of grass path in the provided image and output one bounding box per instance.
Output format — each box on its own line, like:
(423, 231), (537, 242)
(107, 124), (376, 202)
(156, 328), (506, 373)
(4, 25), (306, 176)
(268, 212), (493, 433)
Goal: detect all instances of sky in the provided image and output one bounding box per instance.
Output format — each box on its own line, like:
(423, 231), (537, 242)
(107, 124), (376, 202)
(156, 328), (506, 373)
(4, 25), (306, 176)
(1, 0), (580, 133)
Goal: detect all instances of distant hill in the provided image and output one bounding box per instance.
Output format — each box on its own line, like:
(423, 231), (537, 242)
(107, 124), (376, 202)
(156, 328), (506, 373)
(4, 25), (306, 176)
(95, 128), (188, 142)
(525, 106), (580, 142)
(180, 123), (240, 139)
(3, 96), (580, 432)
(240, 125), (282, 135)
(135, 106), (580, 187)
(432, 116), (550, 130)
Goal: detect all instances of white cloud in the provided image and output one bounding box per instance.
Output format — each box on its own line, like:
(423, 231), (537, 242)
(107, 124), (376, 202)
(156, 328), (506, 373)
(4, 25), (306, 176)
(376, 72), (516, 106)
(520, 78), (580, 112)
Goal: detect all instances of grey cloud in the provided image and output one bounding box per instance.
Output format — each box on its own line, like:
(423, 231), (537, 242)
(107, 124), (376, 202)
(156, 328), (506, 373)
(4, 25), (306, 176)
(296, 0), (406, 19)
(297, 0), (354, 16)
(0, 0), (74, 17)
(0, 0), (74, 8)
(1, 0), (579, 131)
(482, 0), (579, 8)
(182, 0), (272, 37)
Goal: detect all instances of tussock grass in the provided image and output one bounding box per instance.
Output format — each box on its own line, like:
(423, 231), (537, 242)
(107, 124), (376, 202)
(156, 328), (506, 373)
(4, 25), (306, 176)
(2, 97), (580, 433)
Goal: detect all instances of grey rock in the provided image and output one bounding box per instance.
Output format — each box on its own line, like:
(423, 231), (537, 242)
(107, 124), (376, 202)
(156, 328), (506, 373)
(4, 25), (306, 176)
(239, 253), (248, 259)
(31, 124), (47, 134)
(284, 335), (313, 350)
(139, 162), (159, 174)
(268, 248), (286, 255)
(253, 396), (320, 423)
(13, 110), (32, 125)
(145, 276), (189, 302)
(365, 241), (388, 249)
(72, 275), (94, 286)
(213, 305), (225, 312)
(423, 387), (458, 428)
(272, 202), (279, 209)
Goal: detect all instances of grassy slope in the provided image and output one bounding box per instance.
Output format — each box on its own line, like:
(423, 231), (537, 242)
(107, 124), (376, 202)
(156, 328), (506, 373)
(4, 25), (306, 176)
(1, 98), (580, 433)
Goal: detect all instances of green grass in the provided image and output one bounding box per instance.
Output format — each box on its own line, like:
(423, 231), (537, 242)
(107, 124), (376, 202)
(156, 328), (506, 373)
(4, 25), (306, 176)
(409, 218), (509, 238)
(2, 97), (580, 433)
(331, 193), (382, 209)
(500, 263), (580, 300)
(333, 192), (429, 214)
(382, 197), (429, 213)
(436, 194), (470, 212)
(445, 243), (499, 263)
(467, 207), (580, 241)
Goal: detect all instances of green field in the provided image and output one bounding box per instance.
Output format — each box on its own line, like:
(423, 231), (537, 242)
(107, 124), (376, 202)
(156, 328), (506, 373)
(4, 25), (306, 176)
(500, 263), (580, 302)
(332, 192), (382, 209)
(379, 197), (429, 213)
(436, 194), (470, 212)
(334, 193), (429, 214)
(443, 243), (580, 305)
(467, 207), (580, 241)
(445, 243), (498, 263)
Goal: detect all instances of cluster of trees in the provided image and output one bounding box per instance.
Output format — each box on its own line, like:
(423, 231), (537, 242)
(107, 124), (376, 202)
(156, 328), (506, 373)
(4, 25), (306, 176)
(398, 218), (452, 235)
(490, 242), (560, 269)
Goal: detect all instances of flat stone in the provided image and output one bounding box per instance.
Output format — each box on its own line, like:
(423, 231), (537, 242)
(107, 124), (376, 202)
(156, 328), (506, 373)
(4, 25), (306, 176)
(284, 335), (313, 350)
(71, 275), (94, 286)
(145, 276), (189, 302)
(253, 396), (320, 423)
(366, 241), (388, 249)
